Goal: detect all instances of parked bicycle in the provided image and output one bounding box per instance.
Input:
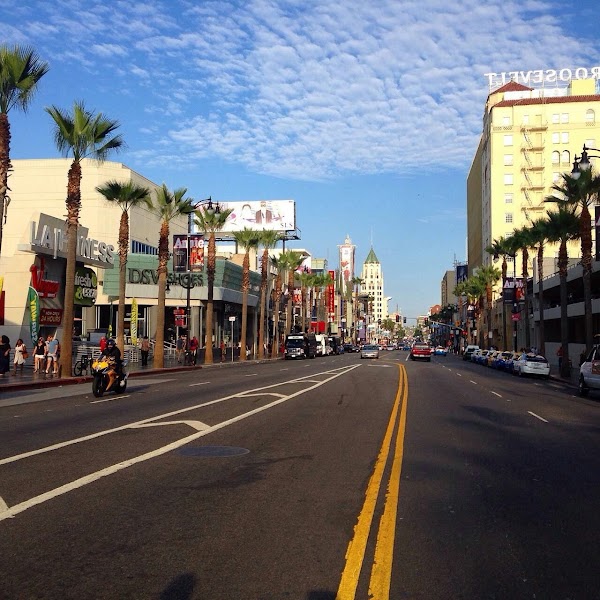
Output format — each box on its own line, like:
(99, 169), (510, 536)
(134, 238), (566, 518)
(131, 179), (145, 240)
(73, 354), (91, 377)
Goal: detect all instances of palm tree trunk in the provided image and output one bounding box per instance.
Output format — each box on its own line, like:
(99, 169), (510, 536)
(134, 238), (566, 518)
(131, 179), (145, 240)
(205, 233), (216, 364)
(0, 113), (11, 255)
(522, 249), (530, 349)
(240, 252), (249, 361)
(558, 241), (570, 378)
(61, 160), (83, 378)
(580, 204), (594, 352)
(117, 211), (129, 352)
(153, 220), (169, 369)
(537, 245), (545, 356)
(258, 249), (267, 359)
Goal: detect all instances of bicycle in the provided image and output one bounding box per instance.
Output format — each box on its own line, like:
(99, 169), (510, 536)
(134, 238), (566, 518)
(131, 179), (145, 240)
(73, 354), (91, 377)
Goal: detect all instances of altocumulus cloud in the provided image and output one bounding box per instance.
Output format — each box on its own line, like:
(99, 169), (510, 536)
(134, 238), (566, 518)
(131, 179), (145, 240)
(2, 0), (592, 180)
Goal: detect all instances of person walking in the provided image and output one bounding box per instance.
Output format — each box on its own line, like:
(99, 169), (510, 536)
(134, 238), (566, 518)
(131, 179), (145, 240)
(13, 338), (27, 374)
(176, 335), (185, 363)
(189, 336), (199, 365)
(45, 334), (60, 375)
(34, 336), (46, 372)
(140, 336), (150, 366)
(0, 335), (11, 377)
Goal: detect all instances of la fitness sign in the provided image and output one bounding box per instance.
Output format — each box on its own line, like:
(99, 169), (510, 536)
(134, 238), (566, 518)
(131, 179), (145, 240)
(485, 66), (600, 89)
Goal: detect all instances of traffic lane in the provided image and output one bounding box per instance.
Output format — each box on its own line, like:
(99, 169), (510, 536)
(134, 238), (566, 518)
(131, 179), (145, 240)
(392, 358), (600, 599)
(0, 366), (359, 510)
(0, 357), (355, 457)
(0, 363), (400, 599)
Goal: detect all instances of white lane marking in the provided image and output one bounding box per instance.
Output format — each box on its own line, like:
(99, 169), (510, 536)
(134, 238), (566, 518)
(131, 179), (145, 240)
(245, 373), (258, 377)
(456, 373), (462, 377)
(528, 411), (548, 423)
(0, 496), (8, 514)
(280, 368), (289, 371)
(189, 382), (210, 387)
(469, 380), (477, 385)
(90, 395), (131, 404)
(130, 420), (209, 431)
(491, 391), (502, 398)
(0, 365), (359, 521)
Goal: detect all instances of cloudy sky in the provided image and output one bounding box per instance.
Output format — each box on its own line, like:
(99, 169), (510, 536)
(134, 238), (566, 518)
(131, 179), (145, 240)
(3, 0), (600, 321)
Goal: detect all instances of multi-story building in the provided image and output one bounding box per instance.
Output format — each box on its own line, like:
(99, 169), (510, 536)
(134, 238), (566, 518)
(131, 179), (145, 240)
(441, 269), (457, 308)
(359, 247), (388, 324)
(467, 73), (600, 356)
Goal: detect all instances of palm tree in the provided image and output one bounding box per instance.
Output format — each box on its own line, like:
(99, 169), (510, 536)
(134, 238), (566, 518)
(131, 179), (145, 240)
(529, 217), (551, 356)
(280, 250), (304, 334)
(547, 169), (600, 352)
(46, 101), (123, 376)
(195, 205), (234, 364)
(0, 45), (49, 254)
(312, 272), (334, 333)
(296, 267), (313, 333)
(544, 205), (580, 377)
(256, 231), (281, 359)
(96, 180), (152, 352)
(148, 185), (196, 369)
(269, 254), (287, 357)
(232, 228), (259, 361)
(474, 265), (501, 348)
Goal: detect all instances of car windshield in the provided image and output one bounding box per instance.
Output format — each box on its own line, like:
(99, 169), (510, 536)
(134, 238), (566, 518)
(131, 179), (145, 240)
(286, 339), (304, 348)
(363, 345), (378, 350)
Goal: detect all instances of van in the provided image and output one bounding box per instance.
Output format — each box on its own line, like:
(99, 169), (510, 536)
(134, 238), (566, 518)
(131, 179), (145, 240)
(463, 344), (480, 361)
(284, 333), (317, 360)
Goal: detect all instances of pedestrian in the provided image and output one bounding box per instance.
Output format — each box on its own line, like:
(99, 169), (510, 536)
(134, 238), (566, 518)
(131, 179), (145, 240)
(34, 336), (46, 372)
(176, 334), (185, 363)
(140, 335), (150, 366)
(100, 336), (107, 352)
(45, 334), (60, 375)
(13, 338), (27, 374)
(0, 335), (11, 377)
(556, 346), (563, 371)
(189, 336), (199, 365)
(220, 339), (225, 362)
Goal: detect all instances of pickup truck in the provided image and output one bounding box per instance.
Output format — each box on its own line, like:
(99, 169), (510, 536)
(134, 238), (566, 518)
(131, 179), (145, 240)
(410, 343), (432, 362)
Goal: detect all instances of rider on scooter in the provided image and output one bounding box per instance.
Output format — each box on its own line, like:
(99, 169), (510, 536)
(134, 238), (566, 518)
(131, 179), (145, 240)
(100, 338), (122, 390)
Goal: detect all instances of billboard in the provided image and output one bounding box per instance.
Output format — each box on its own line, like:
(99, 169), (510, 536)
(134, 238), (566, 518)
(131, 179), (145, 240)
(173, 234), (205, 273)
(215, 200), (296, 233)
(339, 241), (355, 288)
(503, 277), (525, 304)
(456, 264), (468, 284)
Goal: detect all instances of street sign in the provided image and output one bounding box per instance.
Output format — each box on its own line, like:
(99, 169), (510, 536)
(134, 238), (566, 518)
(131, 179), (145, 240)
(228, 316), (236, 322)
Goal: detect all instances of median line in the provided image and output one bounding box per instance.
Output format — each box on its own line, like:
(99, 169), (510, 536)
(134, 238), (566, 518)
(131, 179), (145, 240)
(528, 411), (548, 423)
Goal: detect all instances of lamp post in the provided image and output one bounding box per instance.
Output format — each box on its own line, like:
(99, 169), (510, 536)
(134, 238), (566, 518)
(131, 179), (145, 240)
(185, 197), (218, 357)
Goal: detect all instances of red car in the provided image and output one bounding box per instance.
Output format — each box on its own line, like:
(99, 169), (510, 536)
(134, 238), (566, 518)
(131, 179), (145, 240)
(410, 343), (432, 362)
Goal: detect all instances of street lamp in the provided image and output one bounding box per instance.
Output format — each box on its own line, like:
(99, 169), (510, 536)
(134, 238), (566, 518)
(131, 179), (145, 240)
(571, 144), (600, 178)
(185, 196), (219, 357)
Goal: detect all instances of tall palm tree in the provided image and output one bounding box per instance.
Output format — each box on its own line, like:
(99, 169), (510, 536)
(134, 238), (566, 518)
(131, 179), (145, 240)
(46, 101), (123, 376)
(511, 226), (537, 349)
(280, 250), (304, 334)
(351, 277), (364, 342)
(296, 267), (313, 333)
(256, 231), (281, 359)
(547, 169), (600, 352)
(312, 272), (334, 333)
(474, 265), (501, 348)
(148, 185), (196, 369)
(269, 254), (286, 357)
(232, 228), (259, 361)
(96, 180), (152, 352)
(544, 205), (580, 377)
(529, 217), (551, 356)
(0, 45), (49, 254)
(195, 205), (234, 364)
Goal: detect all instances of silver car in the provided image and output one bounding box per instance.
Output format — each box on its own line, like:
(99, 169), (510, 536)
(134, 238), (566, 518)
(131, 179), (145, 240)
(579, 344), (600, 396)
(361, 344), (380, 359)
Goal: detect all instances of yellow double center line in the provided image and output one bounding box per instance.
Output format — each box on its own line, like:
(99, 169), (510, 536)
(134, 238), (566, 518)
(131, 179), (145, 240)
(336, 363), (409, 600)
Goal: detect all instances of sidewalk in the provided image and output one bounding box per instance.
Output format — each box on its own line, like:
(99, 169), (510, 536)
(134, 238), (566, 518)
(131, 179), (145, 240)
(0, 351), (276, 394)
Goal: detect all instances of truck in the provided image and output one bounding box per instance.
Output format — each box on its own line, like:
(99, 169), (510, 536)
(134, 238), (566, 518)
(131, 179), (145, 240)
(315, 334), (329, 356)
(284, 333), (317, 360)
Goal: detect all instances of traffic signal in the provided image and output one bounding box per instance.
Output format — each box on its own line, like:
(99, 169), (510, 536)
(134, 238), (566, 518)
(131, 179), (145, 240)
(396, 315), (400, 323)
(403, 317), (407, 324)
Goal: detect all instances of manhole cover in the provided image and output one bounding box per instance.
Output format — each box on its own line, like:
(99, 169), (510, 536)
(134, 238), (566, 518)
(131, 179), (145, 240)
(177, 446), (250, 457)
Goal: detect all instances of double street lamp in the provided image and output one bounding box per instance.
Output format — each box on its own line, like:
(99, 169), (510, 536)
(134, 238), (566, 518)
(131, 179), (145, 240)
(571, 144), (600, 179)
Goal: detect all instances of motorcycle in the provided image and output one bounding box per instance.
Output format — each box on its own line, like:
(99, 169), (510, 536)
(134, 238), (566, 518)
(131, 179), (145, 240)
(91, 357), (128, 397)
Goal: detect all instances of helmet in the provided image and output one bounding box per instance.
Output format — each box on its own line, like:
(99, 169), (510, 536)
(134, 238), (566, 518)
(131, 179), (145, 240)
(106, 338), (116, 348)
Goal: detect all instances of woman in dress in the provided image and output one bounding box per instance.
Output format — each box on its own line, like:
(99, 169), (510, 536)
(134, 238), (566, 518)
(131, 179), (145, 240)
(34, 337), (46, 372)
(13, 338), (27, 374)
(0, 335), (11, 377)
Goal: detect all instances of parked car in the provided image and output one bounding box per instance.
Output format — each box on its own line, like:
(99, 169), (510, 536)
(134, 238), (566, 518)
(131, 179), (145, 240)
(470, 349), (482, 363)
(486, 350), (501, 367)
(475, 350), (490, 365)
(434, 346), (447, 356)
(494, 351), (514, 371)
(503, 351), (519, 374)
(512, 352), (550, 378)
(578, 344), (600, 397)
(410, 343), (432, 361)
(360, 344), (380, 359)
(463, 344), (480, 361)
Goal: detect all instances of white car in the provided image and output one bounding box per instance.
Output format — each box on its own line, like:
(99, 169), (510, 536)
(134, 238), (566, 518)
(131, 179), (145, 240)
(512, 353), (550, 378)
(578, 344), (600, 397)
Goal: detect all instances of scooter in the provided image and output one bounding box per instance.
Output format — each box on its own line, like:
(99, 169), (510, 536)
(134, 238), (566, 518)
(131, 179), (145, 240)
(91, 357), (128, 397)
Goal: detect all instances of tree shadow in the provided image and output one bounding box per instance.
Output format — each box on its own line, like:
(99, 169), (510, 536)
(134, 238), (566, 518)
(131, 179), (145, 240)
(159, 573), (196, 600)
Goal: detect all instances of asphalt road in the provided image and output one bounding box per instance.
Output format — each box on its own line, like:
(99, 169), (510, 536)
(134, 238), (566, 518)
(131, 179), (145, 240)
(0, 352), (598, 600)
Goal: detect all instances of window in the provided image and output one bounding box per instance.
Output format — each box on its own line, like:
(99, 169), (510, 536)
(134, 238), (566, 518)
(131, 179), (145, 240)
(561, 113), (569, 123)
(522, 114), (529, 125)
(131, 240), (158, 255)
(503, 135), (513, 146)
(586, 109), (595, 123)
(505, 213), (513, 224)
(502, 116), (511, 126)
(552, 113), (560, 124)
(504, 174), (513, 185)
(553, 172), (560, 182)
(505, 193), (513, 204)
(504, 154), (513, 166)
(552, 132), (560, 143)
(561, 132), (569, 143)
(585, 138), (596, 148)
(552, 150), (560, 164)
(561, 150), (570, 164)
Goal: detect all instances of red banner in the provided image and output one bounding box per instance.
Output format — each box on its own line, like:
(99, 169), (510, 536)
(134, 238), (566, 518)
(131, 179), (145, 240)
(40, 308), (63, 326)
(327, 270), (335, 315)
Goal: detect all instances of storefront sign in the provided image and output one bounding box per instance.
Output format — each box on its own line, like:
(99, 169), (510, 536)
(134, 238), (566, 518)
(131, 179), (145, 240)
(28, 287), (39, 344)
(30, 257), (60, 298)
(74, 267), (97, 306)
(128, 268), (203, 287)
(327, 270), (335, 316)
(29, 213), (115, 267)
(40, 308), (63, 326)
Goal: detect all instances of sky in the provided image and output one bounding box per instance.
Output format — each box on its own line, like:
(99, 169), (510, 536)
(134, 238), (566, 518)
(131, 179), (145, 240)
(3, 0), (600, 321)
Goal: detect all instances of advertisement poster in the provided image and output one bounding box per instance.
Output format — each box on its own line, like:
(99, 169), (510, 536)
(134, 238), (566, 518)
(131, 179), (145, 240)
(28, 286), (39, 345)
(173, 234), (205, 273)
(327, 270), (335, 316)
(218, 200), (296, 233)
(339, 242), (355, 286)
(74, 266), (97, 307)
(456, 264), (468, 284)
(503, 277), (525, 304)
(130, 298), (138, 346)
